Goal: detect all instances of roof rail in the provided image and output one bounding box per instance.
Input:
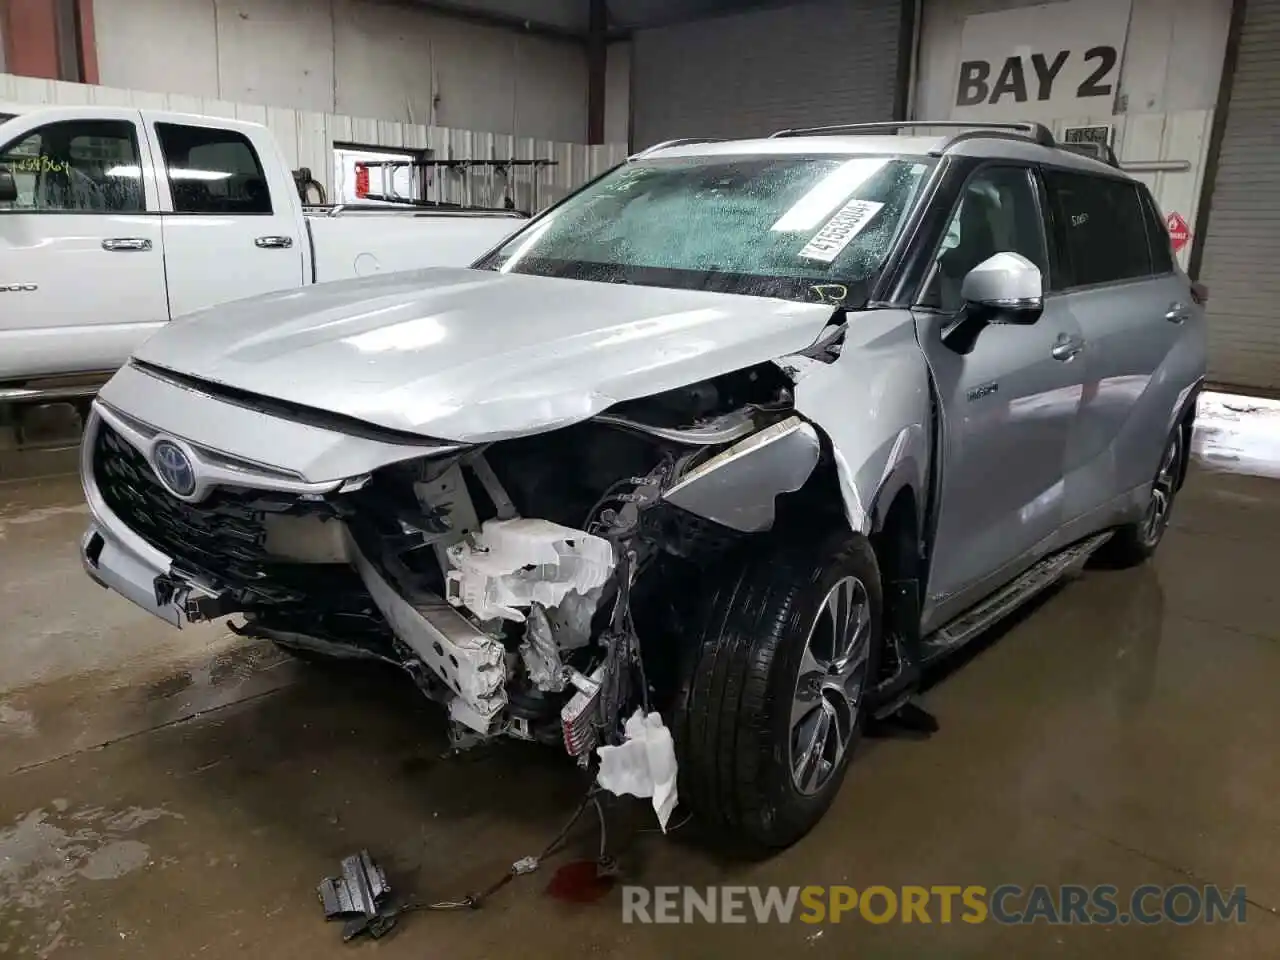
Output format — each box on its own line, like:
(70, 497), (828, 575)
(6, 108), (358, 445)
(770, 120), (1056, 149)
(630, 137), (727, 159)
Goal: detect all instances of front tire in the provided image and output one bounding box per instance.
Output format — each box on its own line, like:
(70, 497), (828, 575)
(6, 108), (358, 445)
(673, 533), (882, 851)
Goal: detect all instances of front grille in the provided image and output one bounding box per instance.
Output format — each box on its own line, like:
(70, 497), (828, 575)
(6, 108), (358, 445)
(92, 423), (334, 604)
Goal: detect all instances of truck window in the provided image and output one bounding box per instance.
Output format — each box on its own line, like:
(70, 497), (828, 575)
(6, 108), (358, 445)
(926, 166), (1048, 312)
(0, 119), (143, 213)
(154, 122), (271, 215)
(1139, 188), (1175, 275)
(1044, 171), (1152, 287)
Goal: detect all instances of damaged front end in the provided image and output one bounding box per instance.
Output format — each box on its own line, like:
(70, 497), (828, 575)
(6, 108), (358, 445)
(83, 361), (825, 812)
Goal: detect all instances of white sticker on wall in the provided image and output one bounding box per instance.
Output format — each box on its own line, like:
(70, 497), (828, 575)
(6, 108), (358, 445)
(798, 200), (885, 262)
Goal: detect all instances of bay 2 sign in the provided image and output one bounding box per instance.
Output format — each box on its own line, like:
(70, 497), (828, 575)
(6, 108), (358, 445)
(951, 0), (1133, 121)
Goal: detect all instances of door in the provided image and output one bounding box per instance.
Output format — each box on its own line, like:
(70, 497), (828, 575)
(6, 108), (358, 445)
(916, 165), (1087, 628)
(1195, 0), (1280, 393)
(631, 0), (901, 146)
(0, 111), (168, 380)
(1042, 170), (1190, 522)
(143, 115), (303, 318)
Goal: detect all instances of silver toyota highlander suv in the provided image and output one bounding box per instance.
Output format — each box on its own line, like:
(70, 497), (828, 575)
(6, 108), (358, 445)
(80, 120), (1207, 850)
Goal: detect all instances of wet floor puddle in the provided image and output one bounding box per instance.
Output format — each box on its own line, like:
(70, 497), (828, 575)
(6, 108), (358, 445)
(0, 801), (181, 956)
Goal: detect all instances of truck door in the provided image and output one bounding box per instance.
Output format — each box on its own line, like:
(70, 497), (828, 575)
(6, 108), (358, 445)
(0, 109), (168, 381)
(1042, 171), (1194, 523)
(142, 113), (303, 318)
(914, 164), (1087, 630)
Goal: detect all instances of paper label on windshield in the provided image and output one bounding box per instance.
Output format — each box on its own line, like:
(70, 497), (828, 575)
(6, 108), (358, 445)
(798, 199), (885, 262)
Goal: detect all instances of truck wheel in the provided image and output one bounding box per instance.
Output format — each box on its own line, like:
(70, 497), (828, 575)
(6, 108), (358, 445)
(673, 533), (882, 851)
(1093, 426), (1185, 568)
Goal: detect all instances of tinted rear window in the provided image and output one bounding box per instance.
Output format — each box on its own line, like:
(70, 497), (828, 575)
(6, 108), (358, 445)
(1044, 170), (1152, 287)
(1140, 188), (1175, 274)
(155, 122), (271, 215)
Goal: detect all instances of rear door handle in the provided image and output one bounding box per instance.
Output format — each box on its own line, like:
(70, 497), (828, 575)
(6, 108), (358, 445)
(1164, 302), (1190, 324)
(1051, 333), (1085, 362)
(102, 238), (152, 252)
(255, 235), (294, 249)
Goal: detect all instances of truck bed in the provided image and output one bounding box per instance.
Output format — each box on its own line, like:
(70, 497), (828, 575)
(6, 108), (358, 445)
(1, 210), (529, 399)
(303, 208), (524, 282)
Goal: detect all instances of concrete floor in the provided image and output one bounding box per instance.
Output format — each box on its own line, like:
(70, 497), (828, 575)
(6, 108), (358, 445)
(2, 396), (1280, 958)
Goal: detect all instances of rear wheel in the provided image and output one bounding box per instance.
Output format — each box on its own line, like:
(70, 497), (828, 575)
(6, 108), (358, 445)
(673, 533), (881, 851)
(1093, 426), (1185, 568)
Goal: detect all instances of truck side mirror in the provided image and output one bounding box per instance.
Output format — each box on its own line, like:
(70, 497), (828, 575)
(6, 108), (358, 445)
(960, 252), (1044, 324)
(0, 166), (17, 203)
(942, 252), (1045, 354)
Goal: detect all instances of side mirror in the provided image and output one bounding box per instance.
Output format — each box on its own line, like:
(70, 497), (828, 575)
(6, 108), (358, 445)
(0, 166), (17, 203)
(960, 252), (1044, 324)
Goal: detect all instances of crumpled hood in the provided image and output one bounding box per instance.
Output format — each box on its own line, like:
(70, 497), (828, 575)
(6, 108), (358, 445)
(133, 267), (836, 443)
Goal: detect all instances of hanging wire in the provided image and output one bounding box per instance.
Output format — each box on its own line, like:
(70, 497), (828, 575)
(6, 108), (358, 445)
(395, 787), (606, 915)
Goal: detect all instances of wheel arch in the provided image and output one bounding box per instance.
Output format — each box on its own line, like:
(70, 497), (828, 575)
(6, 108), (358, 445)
(774, 420), (928, 543)
(1173, 377), (1204, 492)
(870, 483), (922, 581)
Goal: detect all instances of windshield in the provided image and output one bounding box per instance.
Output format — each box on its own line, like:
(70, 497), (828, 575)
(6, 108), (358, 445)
(475, 153), (933, 304)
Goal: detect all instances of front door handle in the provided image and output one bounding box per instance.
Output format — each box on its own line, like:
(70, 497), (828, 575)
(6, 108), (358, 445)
(102, 237), (152, 252)
(1051, 333), (1085, 362)
(1164, 302), (1190, 324)
(255, 235), (294, 249)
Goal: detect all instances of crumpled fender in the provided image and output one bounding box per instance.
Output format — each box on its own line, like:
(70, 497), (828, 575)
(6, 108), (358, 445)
(788, 309), (932, 538)
(657, 309), (932, 539)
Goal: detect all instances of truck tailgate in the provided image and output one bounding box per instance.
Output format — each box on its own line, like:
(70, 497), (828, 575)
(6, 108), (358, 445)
(306, 213), (525, 282)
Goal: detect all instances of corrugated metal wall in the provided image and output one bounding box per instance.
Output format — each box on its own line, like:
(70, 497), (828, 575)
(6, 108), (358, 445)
(0, 73), (628, 212)
(92, 0), (591, 144)
(1197, 0), (1280, 393)
(630, 0), (903, 150)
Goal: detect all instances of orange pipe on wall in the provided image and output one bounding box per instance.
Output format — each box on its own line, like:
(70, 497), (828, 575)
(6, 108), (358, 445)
(2, 0), (61, 79)
(0, 0), (98, 82)
(77, 0), (98, 84)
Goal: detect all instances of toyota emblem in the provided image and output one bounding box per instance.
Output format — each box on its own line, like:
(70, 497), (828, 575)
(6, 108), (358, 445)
(152, 439), (197, 497)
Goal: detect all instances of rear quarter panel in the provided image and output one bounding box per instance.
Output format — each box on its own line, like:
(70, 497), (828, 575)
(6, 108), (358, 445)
(1118, 275), (1208, 490)
(1063, 272), (1206, 530)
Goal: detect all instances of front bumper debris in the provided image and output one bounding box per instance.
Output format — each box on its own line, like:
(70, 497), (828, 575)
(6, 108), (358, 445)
(346, 529), (509, 734)
(80, 522), (227, 626)
(318, 850), (397, 942)
(79, 407), (225, 627)
(81, 523), (189, 628)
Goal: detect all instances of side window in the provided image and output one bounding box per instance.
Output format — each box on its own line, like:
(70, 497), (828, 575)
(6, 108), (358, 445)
(1140, 188), (1175, 274)
(928, 166), (1048, 313)
(1044, 171), (1151, 286)
(0, 119), (143, 213)
(155, 122), (271, 215)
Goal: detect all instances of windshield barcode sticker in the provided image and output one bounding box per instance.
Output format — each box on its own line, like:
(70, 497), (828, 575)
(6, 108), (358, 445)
(798, 200), (885, 262)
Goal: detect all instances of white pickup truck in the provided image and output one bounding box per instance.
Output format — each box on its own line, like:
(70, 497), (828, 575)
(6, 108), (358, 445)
(0, 104), (528, 401)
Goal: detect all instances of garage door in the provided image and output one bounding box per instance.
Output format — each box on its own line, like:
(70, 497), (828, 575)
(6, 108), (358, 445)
(1197, 0), (1280, 393)
(631, 0), (903, 149)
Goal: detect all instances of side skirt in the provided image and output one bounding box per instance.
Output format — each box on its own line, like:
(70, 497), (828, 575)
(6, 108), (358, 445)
(920, 532), (1113, 659)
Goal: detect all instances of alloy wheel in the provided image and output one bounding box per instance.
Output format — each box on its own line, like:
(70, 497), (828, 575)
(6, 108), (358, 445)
(788, 576), (872, 796)
(1141, 431), (1183, 547)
